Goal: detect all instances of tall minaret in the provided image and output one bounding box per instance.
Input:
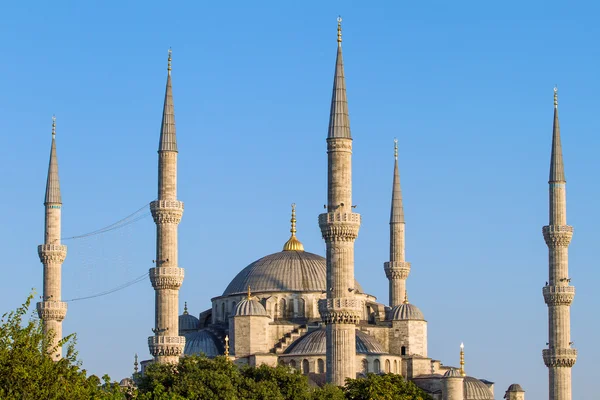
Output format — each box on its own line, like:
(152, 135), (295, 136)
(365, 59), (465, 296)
(384, 139), (410, 308)
(542, 87), (577, 400)
(36, 116), (68, 360)
(318, 17), (362, 385)
(148, 49), (185, 364)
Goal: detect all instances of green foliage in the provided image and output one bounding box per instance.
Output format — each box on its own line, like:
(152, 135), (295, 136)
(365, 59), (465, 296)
(344, 373), (433, 400)
(0, 293), (124, 400)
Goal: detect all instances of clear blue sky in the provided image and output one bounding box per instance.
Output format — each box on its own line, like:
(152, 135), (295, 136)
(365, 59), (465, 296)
(0, 1), (598, 398)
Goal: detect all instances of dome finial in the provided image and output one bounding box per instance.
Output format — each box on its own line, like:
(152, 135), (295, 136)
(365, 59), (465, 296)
(337, 16), (342, 47)
(133, 354), (139, 374)
(51, 115), (56, 138)
(403, 289), (408, 304)
(224, 335), (230, 357)
(459, 342), (465, 376)
(394, 138), (398, 160)
(167, 48), (172, 75)
(283, 203), (305, 251)
(183, 301), (188, 315)
(247, 285), (251, 300)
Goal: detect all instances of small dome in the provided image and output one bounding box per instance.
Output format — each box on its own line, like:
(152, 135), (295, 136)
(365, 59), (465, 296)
(179, 314), (200, 331)
(284, 329), (385, 356)
(183, 330), (222, 357)
(389, 303), (424, 321)
(506, 383), (524, 392)
(234, 298), (268, 316)
(119, 378), (134, 388)
(444, 369), (462, 377)
(464, 377), (494, 400)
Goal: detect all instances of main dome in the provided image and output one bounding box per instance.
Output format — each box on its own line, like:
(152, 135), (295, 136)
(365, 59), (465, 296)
(222, 250), (363, 296)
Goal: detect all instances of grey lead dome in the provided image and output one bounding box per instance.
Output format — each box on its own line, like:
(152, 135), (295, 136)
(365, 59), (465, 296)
(389, 303), (425, 321)
(284, 329), (385, 356)
(234, 298), (268, 316)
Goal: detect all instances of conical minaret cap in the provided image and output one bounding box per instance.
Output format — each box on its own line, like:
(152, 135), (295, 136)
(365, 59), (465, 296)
(327, 17), (351, 139)
(549, 86), (565, 182)
(159, 49), (177, 152)
(391, 138), (405, 223)
(45, 116), (62, 205)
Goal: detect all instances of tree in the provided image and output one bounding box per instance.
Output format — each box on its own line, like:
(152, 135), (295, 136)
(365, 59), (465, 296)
(0, 293), (123, 400)
(344, 373), (433, 400)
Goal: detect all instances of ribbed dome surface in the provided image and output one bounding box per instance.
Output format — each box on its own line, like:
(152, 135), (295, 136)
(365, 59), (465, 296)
(183, 330), (222, 357)
(234, 298), (268, 316)
(444, 369), (462, 377)
(284, 329), (385, 355)
(506, 383), (524, 392)
(389, 303), (424, 321)
(179, 313), (200, 331)
(223, 251), (362, 296)
(464, 377), (494, 400)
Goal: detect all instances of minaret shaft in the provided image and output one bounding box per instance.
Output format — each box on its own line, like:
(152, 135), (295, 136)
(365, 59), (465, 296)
(542, 90), (576, 400)
(148, 52), (185, 364)
(318, 18), (361, 385)
(37, 120), (67, 360)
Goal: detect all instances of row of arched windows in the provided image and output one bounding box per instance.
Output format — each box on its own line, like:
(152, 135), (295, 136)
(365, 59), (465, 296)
(282, 358), (325, 374)
(361, 359), (399, 374)
(216, 297), (308, 321)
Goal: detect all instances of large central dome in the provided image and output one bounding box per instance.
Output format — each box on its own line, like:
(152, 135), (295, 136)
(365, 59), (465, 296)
(222, 250), (363, 296)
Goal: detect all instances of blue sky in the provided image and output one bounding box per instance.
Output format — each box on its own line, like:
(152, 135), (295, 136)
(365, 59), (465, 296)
(0, 1), (598, 398)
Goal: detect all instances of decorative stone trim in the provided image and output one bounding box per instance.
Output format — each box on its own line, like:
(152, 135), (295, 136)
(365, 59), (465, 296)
(543, 285), (575, 306)
(150, 200), (184, 224)
(148, 335), (185, 357)
(542, 225), (573, 248)
(36, 301), (67, 321)
(319, 212), (361, 242)
(149, 267), (185, 290)
(326, 138), (353, 153)
(318, 298), (362, 324)
(542, 348), (577, 368)
(38, 244), (67, 264)
(384, 261), (411, 279)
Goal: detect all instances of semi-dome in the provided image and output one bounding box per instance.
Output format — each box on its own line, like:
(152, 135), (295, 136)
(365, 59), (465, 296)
(222, 250), (363, 296)
(389, 302), (424, 321)
(234, 297), (268, 316)
(284, 329), (385, 356)
(183, 330), (222, 357)
(179, 303), (200, 331)
(464, 377), (494, 400)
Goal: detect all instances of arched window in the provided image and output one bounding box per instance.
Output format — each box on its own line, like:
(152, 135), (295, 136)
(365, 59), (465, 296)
(361, 359), (368, 374)
(290, 360), (297, 369)
(297, 298), (305, 318)
(278, 359), (285, 366)
(279, 298), (287, 319)
(374, 359), (381, 374)
(317, 359), (325, 373)
(401, 346), (406, 356)
(221, 303), (225, 321)
(274, 298), (279, 319)
(394, 360), (398, 373)
(302, 359), (309, 374)
(385, 359), (391, 373)
(231, 301), (236, 314)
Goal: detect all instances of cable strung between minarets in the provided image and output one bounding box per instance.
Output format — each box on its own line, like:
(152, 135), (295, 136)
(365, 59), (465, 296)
(384, 139), (411, 308)
(542, 87), (577, 400)
(37, 116), (68, 360)
(318, 17), (362, 386)
(148, 49), (186, 364)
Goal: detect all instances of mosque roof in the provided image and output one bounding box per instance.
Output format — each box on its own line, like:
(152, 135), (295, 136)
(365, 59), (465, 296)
(179, 314), (200, 331)
(284, 329), (385, 356)
(234, 297), (268, 316)
(464, 376), (494, 400)
(389, 302), (424, 321)
(443, 369), (462, 377)
(506, 383), (525, 392)
(183, 330), (223, 358)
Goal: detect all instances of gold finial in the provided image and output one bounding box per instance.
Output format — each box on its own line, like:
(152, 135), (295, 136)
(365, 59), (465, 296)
(134, 354), (139, 374)
(394, 138), (398, 161)
(554, 85), (558, 109)
(51, 115), (56, 138)
(403, 289), (408, 304)
(168, 48), (172, 75)
(247, 286), (252, 300)
(283, 203), (305, 251)
(337, 16), (342, 46)
(224, 335), (230, 357)
(183, 301), (188, 315)
(459, 342), (465, 376)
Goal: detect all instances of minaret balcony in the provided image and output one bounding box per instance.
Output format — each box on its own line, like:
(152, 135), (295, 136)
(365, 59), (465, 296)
(542, 348), (577, 368)
(149, 267), (185, 290)
(37, 244), (67, 264)
(148, 335), (185, 357)
(543, 285), (575, 306)
(542, 225), (573, 248)
(318, 298), (363, 324)
(384, 261), (411, 279)
(318, 212), (361, 242)
(150, 200), (184, 224)
(36, 301), (67, 321)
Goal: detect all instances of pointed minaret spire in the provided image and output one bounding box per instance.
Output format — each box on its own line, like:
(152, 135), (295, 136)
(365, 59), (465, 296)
(327, 16), (351, 139)
(384, 139), (411, 308)
(550, 86), (565, 183)
(45, 116), (61, 204)
(158, 48), (177, 152)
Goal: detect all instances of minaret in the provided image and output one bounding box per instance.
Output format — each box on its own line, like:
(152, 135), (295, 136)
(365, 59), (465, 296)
(36, 116), (68, 360)
(148, 49), (185, 364)
(542, 87), (576, 400)
(384, 139), (410, 308)
(318, 17), (362, 385)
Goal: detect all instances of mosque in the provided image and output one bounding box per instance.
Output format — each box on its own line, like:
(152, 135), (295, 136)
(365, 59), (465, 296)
(35, 19), (577, 400)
